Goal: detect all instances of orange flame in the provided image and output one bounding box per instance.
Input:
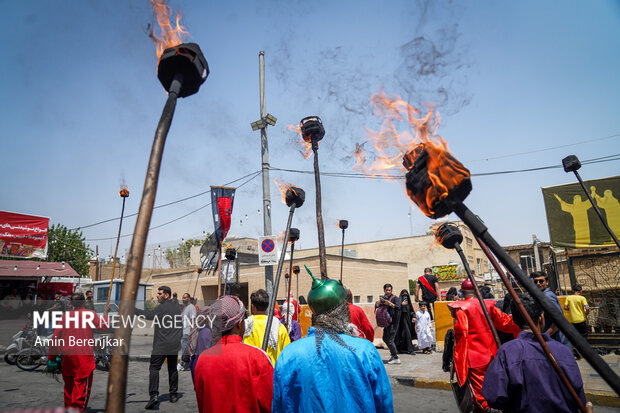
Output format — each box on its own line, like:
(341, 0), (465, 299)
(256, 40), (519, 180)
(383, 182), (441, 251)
(273, 178), (298, 205)
(354, 90), (470, 217)
(287, 124), (314, 159)
(119, 185), (130, 198)
(149, 0), (189, 60)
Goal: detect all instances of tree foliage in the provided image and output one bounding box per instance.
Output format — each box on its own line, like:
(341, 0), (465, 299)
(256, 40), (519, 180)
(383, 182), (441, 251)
(164, 236), (208, 268)
(47, 223), (92, 276)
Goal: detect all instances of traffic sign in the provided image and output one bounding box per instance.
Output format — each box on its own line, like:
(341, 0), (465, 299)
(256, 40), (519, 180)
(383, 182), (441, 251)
(258, 236), (278, 266)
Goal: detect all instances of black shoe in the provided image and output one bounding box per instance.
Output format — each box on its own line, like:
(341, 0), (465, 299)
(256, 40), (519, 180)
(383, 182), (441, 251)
(145, 395), (159, 410)
(170, 393), (179, 403)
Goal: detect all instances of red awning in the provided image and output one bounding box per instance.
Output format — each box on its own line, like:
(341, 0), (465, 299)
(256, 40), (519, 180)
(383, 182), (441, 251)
(0, 260), (80, 278)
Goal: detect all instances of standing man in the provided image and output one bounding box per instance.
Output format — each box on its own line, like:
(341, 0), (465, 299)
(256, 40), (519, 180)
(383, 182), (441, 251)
(135, 286), (182, 409)
(273, 277), (393, 412)
(346, 289), (374, 342)
(194, 295), (274, 413)
(564, 284), (590, 358)
(531, 271), (571, 349)
(179, 292), (196, 371)
(483, 293), (588, 412)
(84, 290), (95, 311)
(448, 279), (519, 411)
(48, 292), (109, 411)
(243, 289), (290, 364)
(375, 283), (401, 364)
(416, 268), (439, 320)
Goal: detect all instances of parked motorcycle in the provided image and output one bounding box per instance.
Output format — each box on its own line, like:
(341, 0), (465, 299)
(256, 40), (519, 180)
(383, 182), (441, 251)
(15, 330), (50, 371)
(4, 322), (33, 365)
(94, 333), (113, 371)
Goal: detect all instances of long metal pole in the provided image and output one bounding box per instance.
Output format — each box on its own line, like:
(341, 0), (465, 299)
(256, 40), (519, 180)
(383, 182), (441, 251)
(312, 144), (328, 279)
(572, 170), (620, 249)
(454, 242), (501, 348)
(105, 75), (183, 413)
(477, 237), (587, 413)
(262, 205), (296, 351)
(285, 243), (295, 330)
(259, 51), (274, 292)
(339, 228), (346, 282)
(223, 259), (231, 296)
(452, 200), (620, 396)
(216, 244), (222, 297)
(105, 197), (127, 307)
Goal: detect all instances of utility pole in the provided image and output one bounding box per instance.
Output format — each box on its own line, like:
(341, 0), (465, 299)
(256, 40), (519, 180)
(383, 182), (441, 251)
(251, 51), (278, 293)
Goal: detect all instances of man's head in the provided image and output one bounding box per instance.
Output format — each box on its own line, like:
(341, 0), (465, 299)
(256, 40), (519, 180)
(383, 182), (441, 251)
(573, 284), (583, 295)
(182, 292), (191, 305)
(157, 286), (172, 303)
(530, 271), (548, 292)
(216, 295), (246, 337)
(461, 278), (475, 298)
(86, 290), (93, 300)
(250, 289), (269, 315)
(54, 292), (62, 301)
(510, 293), (544, 331)
(383, 283), (393, 296)
(71, 292), (85, 309)
(424, 268), (432, 275)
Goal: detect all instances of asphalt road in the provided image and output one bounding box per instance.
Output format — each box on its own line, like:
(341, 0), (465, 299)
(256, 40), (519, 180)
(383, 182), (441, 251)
(0, 360), (618, 412)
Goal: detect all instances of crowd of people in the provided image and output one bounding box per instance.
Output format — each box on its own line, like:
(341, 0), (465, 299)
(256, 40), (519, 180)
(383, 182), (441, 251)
(40, 265), (598, 413)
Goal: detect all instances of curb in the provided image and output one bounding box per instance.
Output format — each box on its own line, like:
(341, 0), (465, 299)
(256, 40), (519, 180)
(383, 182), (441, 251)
(390, 375), (620, 408)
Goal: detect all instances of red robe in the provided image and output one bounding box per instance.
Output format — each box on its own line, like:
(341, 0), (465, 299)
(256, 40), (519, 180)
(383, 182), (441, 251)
(348, 303), (375, 342)
(448, 297), (519, 410)
(194, 335), (274, 413)
(48, 307), (108, 410)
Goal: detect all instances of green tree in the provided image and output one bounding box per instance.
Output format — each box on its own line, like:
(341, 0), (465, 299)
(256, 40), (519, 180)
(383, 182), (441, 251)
(47, 224), (92, 276)
(164, 236), (208, 268)
(409, 279), (416, 295)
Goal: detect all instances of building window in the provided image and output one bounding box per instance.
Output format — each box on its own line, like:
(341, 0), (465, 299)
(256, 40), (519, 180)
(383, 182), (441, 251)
(466, 237), (473, 247)
(353, 295), (361, 303)
(367, 295), (373, 303)
(477, 258), (482, 275)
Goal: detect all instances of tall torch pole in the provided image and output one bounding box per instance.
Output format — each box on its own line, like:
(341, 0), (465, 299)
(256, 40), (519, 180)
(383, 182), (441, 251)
(300, 116), (328, 279)
(338, 220), (348, 282)
(105, 43), (208, 413)
(105, 186), (129, 308)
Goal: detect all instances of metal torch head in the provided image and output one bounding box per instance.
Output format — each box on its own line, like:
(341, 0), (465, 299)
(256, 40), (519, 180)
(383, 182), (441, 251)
(285, 187), (305, 208)
(293, 265), (300, 275)
(225, 248), (236, 261)
(338, 220), (349, 230)
(562, 155), (581, 173)
(157, 43), (209, 98)
(403, 142), (472, 219)
(299, 116), (325, 144)
(435, 223), (463, 250)
(288, 228), (300, 243)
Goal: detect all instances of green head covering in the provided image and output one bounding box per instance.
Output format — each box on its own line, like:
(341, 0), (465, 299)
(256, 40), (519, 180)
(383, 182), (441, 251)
(305, 265), (347, 315)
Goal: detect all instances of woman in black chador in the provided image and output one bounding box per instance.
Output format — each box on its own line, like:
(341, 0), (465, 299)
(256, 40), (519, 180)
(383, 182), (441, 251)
(395, 289), (416, 354)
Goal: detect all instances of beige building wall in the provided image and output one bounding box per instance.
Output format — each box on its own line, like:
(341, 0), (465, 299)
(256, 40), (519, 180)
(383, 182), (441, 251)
(139, 254), (408, 309)
(295, 221), (489, 283)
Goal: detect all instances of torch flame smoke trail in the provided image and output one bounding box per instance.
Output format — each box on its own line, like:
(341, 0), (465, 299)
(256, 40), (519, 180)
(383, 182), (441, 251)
(354, 90), (470, 216)
(286, 124), (313, 159)
(149, 0), (189, 60)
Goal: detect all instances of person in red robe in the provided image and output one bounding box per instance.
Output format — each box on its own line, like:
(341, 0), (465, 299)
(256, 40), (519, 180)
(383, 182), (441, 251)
(346, 289), (375, 342)
(48, 292), (109, 412)
(194, 295), (273, 413)
(448, 279), (519, 412)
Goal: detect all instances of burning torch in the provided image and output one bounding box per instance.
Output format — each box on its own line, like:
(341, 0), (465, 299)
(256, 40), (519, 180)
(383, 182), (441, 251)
(402, 141), (620, 397)
(105, 43), (209, 413)
(262, 187), (305, 352)
(105, 185), (129, 308)
(338, 219), (348, 282)
(435, 223), (501, 347)
(300, 116), (328, 279)
(562, 155), (620, 249)
(284, 228), (300, 330)
(293, 264), (300, 320)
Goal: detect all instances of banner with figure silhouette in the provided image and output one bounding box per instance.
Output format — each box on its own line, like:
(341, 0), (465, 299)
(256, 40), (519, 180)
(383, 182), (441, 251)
(542, 175), (620, 248)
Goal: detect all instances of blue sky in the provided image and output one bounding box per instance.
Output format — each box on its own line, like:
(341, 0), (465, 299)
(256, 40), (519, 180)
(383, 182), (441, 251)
(1, 0), (619, 260)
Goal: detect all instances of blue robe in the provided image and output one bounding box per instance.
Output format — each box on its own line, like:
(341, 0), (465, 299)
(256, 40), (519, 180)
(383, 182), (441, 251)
(272, 327), (393, 413)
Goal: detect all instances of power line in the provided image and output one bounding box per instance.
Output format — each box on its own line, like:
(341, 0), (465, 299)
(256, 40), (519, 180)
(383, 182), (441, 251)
(466, 132), (620, 163)
(85, 171), (261, 242)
